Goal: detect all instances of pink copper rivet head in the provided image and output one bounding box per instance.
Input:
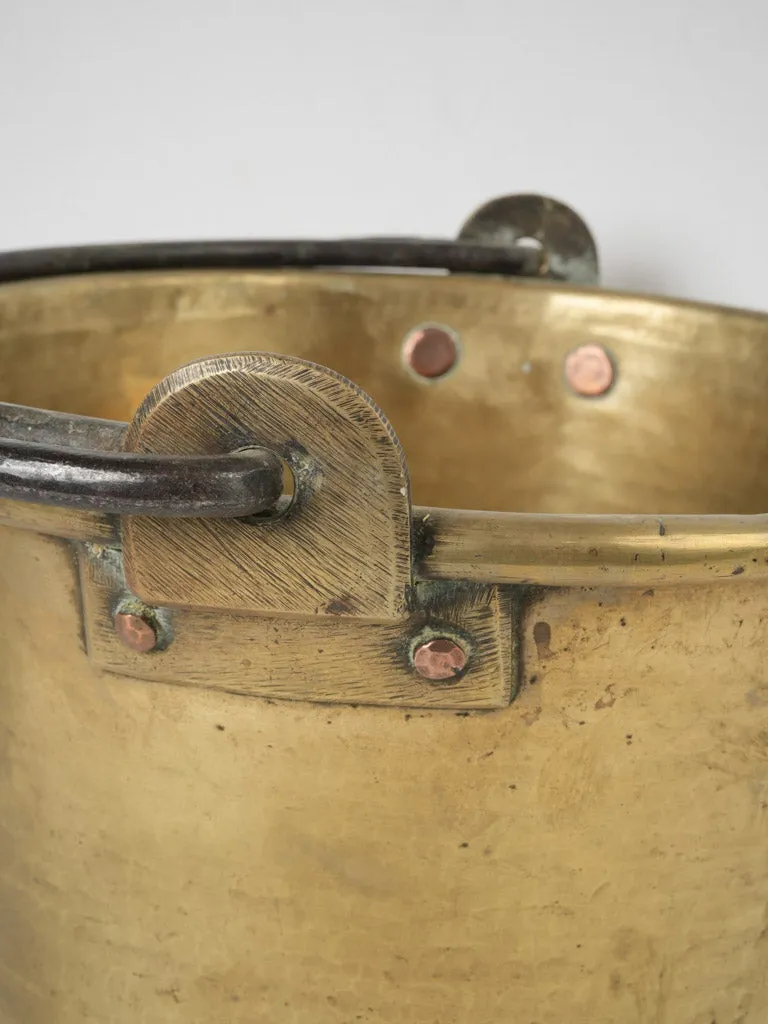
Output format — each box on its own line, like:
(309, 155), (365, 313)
(403, 325), (459, 379)
(412, 637), (468, 681)
(565, 343), (615, 397)
(114, 611), (158, 653)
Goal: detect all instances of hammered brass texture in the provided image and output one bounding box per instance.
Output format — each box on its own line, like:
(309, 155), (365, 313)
(1, 270), (768, 515)
(1, 527), (767, 1023)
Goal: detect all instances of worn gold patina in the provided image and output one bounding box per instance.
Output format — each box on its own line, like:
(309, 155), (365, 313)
(1, 241), (767, 1021)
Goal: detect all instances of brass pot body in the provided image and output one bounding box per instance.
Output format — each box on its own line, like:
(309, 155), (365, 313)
(1, 269), (767, 1023)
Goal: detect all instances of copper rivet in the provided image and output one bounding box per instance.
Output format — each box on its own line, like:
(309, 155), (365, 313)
(565, 343), (615, 396)
(114, 611), (158, 653)
(403, 326), (458, 379)
(412, 637), (468, 681)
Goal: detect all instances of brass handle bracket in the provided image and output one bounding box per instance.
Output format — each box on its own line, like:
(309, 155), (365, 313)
(77, 352), (520, 710)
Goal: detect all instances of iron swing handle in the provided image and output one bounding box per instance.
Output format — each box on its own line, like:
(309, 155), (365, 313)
(0, 403), (283, 518)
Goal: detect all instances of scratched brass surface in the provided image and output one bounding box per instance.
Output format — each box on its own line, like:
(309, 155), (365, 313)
(1, 270), (768, 1022)
(81, 544), (515, 710)
(121, 352), (413, 619)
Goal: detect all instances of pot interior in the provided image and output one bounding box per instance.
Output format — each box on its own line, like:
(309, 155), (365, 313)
(0, 269), (765, 515)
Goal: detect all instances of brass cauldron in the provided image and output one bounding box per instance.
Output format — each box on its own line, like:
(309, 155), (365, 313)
(1, 195), (766, 1023)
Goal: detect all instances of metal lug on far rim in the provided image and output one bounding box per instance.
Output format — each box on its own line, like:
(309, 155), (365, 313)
(458, 193), (600, 286)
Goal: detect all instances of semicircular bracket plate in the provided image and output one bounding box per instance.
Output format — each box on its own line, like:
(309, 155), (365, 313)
(458, 193), (600, 286)
(121, 353), (413, 620)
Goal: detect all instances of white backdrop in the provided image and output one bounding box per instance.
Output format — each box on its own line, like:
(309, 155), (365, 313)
(1, 0), (765, 309)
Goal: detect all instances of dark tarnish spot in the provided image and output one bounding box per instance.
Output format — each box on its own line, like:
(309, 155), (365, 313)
(732, 565), (745, 576)
(325, 594), (356, 615)
(658, 521), (666, 537)
(643, 589), (655, 598)
(522, 706), (542, 726)
(533, 621), (554, 660)
(595, 684), (617, 710)
(588, 547), (599, 557)
(157, 988), (182, 1003)
(413, 515), (437, 560)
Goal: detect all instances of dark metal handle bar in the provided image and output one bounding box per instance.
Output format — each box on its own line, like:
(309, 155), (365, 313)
(0, 402), (127, 452)
(0, 418), (283, 518)
(0, 237), (541, 284)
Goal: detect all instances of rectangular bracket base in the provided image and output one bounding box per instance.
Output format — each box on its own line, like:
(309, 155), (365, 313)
(80, 545), (517, 710)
